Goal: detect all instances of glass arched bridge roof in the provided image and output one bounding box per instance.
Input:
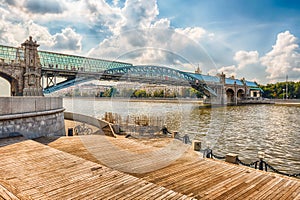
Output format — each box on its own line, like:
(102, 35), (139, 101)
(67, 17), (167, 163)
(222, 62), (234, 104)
(38, 51), (132, 72)
(0, 44), (132, 71)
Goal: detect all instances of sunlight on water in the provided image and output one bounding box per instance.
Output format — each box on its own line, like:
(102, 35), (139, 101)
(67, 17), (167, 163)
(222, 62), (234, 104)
(64, 98), (300, 174)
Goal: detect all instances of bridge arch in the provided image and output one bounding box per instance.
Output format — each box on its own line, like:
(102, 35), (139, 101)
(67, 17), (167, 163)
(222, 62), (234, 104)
(0, 72), (19, 96)
(226, 88), (235, 103)
(237, 88), (245, 99)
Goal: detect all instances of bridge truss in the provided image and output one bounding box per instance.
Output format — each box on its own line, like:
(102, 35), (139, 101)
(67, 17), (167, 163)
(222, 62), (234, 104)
(101, 65), (217, 97)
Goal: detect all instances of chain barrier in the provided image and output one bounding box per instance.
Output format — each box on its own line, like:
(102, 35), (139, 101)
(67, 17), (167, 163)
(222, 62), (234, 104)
(211, 152), (226, 159)
(265, 162), (300, 178)
(174, 135), (300, 178)
(205, 149), (300, 178)
(236, 157), (259, 167)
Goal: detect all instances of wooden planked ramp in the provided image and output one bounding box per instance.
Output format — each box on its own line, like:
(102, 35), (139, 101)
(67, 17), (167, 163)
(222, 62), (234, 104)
(41, 135), (300, 200)
(0, 139), (192, 199)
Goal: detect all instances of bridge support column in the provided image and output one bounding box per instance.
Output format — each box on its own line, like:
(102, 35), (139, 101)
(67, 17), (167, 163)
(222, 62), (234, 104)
(21, 36), (43, 96)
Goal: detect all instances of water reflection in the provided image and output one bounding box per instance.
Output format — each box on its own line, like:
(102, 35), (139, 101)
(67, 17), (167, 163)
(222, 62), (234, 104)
(64, 98), (300, 174)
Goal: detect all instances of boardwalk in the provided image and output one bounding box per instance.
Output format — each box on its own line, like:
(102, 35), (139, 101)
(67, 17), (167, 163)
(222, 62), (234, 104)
(0, 137), (191, 199)
(40, 135), (300, 199)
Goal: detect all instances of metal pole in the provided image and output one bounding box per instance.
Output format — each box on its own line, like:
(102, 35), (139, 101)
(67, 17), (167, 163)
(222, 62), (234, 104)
(286, 75), (288, 99)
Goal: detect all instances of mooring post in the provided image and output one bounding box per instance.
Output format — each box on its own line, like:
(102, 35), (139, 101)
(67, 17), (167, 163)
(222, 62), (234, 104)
(172, 131), (178, 138)
(257, 151), (266, 171)
(192, 140), (201, 151)
(225, 153), (238, 164)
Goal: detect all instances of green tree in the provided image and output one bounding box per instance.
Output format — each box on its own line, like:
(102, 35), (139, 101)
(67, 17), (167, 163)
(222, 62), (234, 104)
(134, 89), (147, 98)
(259, 81), (300, 99)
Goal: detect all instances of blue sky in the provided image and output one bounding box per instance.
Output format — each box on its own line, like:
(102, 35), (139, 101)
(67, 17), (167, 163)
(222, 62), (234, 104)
(158, 0), (300, 52)
(0, 0), (299, 94)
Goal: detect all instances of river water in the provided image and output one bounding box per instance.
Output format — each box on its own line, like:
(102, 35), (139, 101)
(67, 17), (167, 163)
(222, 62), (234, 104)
(64, 97), (300, 175)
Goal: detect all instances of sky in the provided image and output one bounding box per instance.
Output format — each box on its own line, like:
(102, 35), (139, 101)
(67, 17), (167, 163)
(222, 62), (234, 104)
(0, 0), (300, 95)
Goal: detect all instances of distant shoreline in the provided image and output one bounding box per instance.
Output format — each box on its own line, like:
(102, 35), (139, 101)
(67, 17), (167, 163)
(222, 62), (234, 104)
(63, 97), (204, 104)
(274, 99), (300, 106)
(63, 97), (300, 106)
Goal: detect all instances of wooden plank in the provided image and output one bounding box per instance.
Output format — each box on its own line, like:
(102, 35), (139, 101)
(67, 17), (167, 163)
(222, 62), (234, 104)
(0, 184), (20, 200)
(227, 173), (280, 199)
(12, 135), (298, 200)
(236, 175), (281, 199)
(186, 163), (245, 193)
(0, 139), (189, 199)
(279, 183), (300, 200)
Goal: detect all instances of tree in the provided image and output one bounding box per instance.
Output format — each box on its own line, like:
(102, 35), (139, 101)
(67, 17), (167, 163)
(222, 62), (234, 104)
(134, 89), (147, 98)
(259, 81), (300, 99)
(103, 87), (117, 97)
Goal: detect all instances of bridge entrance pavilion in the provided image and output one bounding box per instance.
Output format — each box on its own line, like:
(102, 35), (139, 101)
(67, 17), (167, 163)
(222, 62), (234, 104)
(0, 36), (43, 96)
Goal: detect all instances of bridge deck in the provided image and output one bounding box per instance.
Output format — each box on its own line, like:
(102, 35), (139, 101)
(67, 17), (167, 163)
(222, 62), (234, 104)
(40, 135), (300, 199)
(0, 138), (190, 199)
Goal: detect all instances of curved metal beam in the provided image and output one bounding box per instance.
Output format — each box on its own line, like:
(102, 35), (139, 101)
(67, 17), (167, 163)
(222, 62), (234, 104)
(102, 65), (216, 97)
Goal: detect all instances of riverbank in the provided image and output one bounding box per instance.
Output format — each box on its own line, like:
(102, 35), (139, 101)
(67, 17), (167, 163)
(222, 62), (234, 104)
(63, 96), (203, 104)
(274, 99), (300, 106)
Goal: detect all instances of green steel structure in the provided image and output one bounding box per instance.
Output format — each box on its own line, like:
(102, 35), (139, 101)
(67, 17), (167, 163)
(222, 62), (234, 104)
(0, 44), (132, 71)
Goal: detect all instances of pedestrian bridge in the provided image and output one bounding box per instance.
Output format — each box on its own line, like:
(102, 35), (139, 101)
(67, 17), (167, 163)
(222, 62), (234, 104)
(0, 37), (262, 104)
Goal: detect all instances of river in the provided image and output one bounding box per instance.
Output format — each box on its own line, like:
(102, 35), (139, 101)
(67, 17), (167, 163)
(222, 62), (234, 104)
(63, 97), (300, 175)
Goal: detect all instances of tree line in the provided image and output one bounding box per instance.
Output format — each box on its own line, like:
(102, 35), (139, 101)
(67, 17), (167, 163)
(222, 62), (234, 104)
(259, 81), (300, 99)
(66, 87), (203, 98)
(98, 87), (203, 98)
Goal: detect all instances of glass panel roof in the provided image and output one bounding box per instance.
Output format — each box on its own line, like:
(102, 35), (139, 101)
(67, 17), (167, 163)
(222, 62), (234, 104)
(225, 78), (244, 86)
(38, 50), (132, 72)
(0, 44), (132, 71)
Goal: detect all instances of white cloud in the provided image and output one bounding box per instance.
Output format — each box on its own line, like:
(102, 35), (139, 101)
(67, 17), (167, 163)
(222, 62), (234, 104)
(52, 27), (82, 52)
(5, 0), (297, 85)
(0, 0), (226, 75)
(217, 65), (237, 77)
(260, 31), (300, 80)
(293, 68), (300, 72)
(0, 19), (54, 47)
(86, 0), (220, 73)
(234, 50), (259, 69)
(175, 27), (209, 42)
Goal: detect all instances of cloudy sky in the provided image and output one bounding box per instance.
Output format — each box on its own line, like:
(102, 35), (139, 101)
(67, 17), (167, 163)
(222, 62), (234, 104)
(0, 0), (300, 92)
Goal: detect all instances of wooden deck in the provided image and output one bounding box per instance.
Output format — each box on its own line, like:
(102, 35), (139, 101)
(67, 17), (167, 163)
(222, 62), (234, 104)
(39, 135), (300, 200)
(0, 138), (191, 199)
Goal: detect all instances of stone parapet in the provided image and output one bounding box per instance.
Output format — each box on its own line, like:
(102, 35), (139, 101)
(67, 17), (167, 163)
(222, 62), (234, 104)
(0, 97), (65, 139)
(0, 97), (63, 115)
